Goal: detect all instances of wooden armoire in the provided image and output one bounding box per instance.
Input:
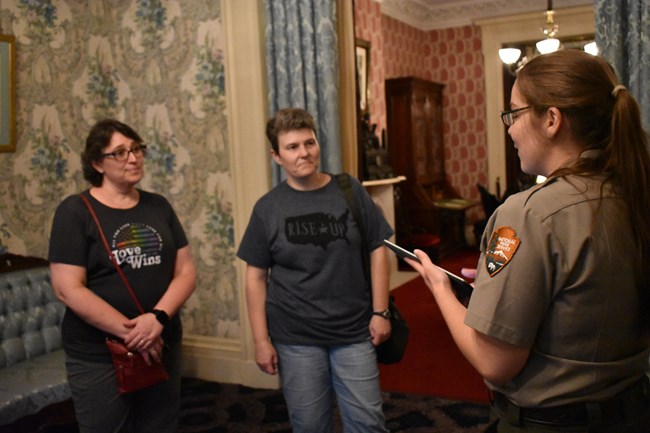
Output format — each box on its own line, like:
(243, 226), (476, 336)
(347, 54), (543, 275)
(385, 77), (446, 249)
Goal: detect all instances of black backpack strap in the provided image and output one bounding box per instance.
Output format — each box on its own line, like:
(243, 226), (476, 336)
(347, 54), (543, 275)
(335, 173), (371, 283)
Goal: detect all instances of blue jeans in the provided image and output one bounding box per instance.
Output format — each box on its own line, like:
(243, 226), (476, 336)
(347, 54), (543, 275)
(276, 340), (388, 433)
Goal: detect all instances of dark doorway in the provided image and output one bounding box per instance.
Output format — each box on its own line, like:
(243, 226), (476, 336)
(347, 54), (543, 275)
(502, 62), (536, 196)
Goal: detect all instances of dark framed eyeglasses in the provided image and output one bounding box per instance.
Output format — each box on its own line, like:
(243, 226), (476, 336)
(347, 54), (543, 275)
(500, 106), (531, 126)
(101, 144), (147, 161)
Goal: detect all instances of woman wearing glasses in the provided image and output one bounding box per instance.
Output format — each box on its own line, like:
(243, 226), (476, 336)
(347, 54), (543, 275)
(48, 119), (196, 433)
(407, 50), (650, 432)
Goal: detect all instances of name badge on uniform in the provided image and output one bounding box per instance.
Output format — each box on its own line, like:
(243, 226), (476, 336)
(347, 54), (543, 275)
(485, 226), (520, 277)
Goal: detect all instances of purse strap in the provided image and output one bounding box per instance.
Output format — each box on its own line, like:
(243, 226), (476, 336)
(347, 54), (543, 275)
(79, 193), (145, 314)
(335, 173), (371, 284)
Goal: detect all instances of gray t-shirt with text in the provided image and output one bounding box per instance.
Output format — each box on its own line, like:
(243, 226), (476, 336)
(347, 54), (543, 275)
(237, 175), (393, 346)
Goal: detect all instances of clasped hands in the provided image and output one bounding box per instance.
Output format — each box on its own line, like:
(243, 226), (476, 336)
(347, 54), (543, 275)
(123, 312), (165, 365)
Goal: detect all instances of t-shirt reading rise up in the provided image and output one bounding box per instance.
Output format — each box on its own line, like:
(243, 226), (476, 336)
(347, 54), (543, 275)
(237, 176), (393, 346)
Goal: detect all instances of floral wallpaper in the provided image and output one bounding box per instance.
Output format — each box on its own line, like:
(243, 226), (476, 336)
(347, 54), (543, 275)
(0, 0), (239, 340)
(353, 0), (386, 135)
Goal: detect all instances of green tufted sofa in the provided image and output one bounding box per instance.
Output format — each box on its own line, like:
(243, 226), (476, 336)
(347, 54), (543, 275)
(0, 255), (70, 426)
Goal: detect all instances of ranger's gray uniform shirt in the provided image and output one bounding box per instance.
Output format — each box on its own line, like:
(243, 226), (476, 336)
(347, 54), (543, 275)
(465, 174), (649, 407)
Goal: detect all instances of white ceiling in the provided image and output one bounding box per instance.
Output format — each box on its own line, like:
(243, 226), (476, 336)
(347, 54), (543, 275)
(376, 0), (593, 31)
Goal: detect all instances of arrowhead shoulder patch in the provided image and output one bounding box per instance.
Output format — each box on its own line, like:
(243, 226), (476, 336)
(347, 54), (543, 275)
(485, 226), (520, 277)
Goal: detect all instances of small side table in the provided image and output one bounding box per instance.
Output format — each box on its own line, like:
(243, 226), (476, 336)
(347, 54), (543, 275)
(433, 198), (480, 258)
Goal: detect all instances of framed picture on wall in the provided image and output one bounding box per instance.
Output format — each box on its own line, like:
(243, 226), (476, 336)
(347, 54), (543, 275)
(0, 34), (16, 153)
(355, 38), (370, 114)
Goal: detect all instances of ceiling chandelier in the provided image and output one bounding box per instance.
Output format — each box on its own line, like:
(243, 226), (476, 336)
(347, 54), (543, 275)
(498, 0), (560, 66)
(536, 0), (560, 54)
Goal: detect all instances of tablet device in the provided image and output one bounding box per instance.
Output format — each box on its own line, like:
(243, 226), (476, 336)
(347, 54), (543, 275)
(383, 239), (474, 305)
(383, 239), (420, 263)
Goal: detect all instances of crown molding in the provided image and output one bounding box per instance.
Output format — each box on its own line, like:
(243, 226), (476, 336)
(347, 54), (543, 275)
(379, 0), (593, 31)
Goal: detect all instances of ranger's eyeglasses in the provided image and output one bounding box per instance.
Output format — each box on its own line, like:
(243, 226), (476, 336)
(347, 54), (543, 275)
(500, 106), (531, 126)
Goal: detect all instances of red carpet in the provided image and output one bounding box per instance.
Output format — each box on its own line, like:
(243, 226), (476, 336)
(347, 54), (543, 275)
(379, 248), (490, 403)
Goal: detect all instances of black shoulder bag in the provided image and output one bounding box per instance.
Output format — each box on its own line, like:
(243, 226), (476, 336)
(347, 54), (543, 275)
(335, 174), (409, 364)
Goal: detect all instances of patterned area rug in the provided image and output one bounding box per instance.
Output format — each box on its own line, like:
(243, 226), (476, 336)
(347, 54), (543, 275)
(179, 377), (490, 433)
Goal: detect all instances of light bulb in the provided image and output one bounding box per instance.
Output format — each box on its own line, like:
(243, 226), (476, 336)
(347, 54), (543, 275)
(584, 41), (598, 56)
(536, 38), (560, 54)
(498, 48), (522, 65)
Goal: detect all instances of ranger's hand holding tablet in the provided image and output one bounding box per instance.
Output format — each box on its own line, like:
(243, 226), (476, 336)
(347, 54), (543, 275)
(383, 240), (473, 306)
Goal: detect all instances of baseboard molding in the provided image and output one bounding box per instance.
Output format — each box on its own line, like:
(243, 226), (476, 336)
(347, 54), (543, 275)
(182, 337), (280, 390)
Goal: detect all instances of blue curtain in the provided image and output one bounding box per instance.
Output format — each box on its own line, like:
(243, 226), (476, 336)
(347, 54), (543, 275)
(263, 0), (343, 185)
(595, 0), (650, 378)
(594, 0), (650, 133)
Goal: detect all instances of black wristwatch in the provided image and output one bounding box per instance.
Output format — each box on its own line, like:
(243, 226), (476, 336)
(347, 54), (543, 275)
(151, 309), (169, 327)
(372, 308), (391, 320)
